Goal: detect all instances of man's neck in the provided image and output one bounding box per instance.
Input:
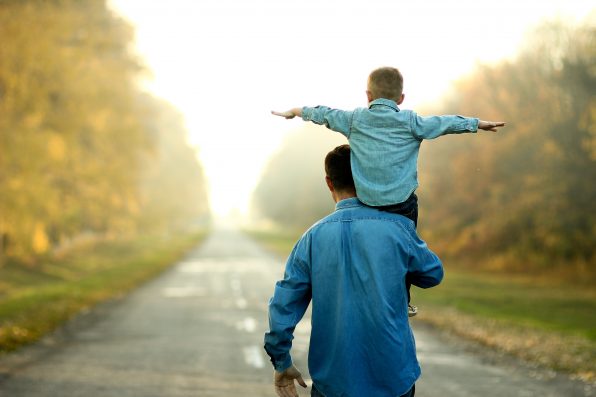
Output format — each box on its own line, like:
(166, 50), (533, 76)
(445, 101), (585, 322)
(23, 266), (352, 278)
(334, 190), (356, 203)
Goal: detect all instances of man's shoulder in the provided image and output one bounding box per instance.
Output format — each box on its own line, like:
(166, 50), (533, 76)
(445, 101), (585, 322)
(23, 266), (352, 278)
(310, 202), (415, 230)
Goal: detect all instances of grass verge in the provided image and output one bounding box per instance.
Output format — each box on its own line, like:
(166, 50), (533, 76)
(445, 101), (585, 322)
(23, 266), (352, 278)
(0, 231), (208, 353)
(245, 228), (596, 381)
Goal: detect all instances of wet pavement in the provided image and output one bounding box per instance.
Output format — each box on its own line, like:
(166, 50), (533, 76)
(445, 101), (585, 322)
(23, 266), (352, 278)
(0, 226), (592, 396)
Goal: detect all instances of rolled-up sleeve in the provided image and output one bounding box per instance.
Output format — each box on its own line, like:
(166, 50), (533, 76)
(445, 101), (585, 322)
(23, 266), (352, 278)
(302, 106), (353, 137)
(264, 243), (312, 371)
(411, 112), (479, 140)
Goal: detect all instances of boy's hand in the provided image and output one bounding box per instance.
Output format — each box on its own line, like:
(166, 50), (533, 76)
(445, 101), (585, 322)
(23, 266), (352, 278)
(478, 120), (506, 132)
(271, 108), (302, 119)
(274, 364), (307, 397)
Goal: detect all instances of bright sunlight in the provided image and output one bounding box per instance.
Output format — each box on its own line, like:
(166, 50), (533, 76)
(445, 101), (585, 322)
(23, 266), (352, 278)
(109, 0), (593, 217)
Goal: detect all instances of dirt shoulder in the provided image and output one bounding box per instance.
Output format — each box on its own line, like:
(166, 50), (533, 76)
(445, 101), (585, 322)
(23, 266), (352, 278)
(416, 306), (596, 385)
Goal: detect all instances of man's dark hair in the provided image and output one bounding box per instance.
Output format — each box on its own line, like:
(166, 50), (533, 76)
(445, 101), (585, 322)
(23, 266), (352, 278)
(325, 145), (355, 192)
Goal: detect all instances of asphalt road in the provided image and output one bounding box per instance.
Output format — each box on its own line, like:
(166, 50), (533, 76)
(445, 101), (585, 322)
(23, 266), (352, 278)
(0, 226), (592, 397)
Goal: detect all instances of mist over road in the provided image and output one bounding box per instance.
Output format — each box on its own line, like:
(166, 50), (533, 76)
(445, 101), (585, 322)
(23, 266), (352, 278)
(0, 226), (591, 397)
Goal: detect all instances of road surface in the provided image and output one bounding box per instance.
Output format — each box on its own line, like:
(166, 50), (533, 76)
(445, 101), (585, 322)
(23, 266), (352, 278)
(0, 226), (592, 396)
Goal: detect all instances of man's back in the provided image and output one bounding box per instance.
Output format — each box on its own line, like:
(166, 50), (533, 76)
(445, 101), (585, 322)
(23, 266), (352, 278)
(266, 198), (443, 397)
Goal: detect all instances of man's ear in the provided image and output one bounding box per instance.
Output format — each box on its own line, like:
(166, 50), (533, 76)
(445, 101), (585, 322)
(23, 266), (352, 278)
(397, 93), (405, 105)
(366, 90), (373, 103)
(325, 176), (334, 192)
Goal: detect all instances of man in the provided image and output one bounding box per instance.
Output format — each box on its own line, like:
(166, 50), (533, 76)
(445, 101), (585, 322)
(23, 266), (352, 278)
(264, 144), (444, 397)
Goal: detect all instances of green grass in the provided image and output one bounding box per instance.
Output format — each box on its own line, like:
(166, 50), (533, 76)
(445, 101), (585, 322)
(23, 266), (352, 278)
(412, 271), (596, 341)
(245, 228), (596, 378)
(0, 231), (208, 353)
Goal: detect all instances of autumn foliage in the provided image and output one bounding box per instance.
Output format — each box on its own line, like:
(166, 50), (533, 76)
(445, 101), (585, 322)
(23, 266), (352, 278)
(252, 19), (595, 276)
(0, 1), (210, 262)
(418, 20), (595, 274)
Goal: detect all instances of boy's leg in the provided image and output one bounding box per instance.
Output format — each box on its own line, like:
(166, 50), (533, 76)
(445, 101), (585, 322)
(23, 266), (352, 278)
(375, 194), (418, 316)
(376, 193), (418, 226)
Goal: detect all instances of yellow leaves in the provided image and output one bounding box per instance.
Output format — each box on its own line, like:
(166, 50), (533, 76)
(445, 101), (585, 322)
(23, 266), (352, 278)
(47, 133), (66, 161)
(0, 1), (210, 263)
(110, 193), (122, 208)
(579, 99), (596, 160)
(540, 139), (563, 160)
(32, 222), (49, 254)
(8, 177), (23, 190)
(127, 196), (140, 215)
(24, 112), (43, 129)
(90, 109), (110, 132)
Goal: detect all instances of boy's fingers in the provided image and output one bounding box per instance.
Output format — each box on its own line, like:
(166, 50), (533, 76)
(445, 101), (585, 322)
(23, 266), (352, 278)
(493, 122), (506, 131)
(271, 110), (293, 119)
(480, 121), (505, 132)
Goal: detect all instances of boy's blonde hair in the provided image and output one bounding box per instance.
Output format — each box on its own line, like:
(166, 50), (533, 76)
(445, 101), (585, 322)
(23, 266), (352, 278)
(367, 67), (403, 101)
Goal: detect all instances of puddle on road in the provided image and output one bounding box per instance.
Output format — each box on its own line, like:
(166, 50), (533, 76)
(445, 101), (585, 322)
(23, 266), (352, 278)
(177, 258), (281, 274)
(236, 317), (257, 333)
(235, 298), (248, 309)
(162, 286), (207, 298)
(243, 345), (265, 369)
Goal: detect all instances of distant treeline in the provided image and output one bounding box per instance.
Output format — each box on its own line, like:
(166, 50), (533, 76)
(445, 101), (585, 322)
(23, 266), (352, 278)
(252, 20), (595, 274)
(0, 1), (210, 262)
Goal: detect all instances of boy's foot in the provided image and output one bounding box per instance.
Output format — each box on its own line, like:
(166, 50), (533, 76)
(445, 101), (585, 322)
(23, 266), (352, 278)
(408, 304), (418, 317)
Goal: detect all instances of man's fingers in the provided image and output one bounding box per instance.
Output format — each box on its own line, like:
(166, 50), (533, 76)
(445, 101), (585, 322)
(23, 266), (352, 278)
(296, 375), (308, 388)
(274, 386), (287, 397)
(273, 366), (305, 396)
(275, 385), (298, 397)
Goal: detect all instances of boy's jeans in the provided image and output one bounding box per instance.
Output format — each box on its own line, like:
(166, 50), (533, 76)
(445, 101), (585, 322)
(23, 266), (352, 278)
(375, 193), (418, 304)
(375, 192), (418, 226)
(311, 383), (415, 397)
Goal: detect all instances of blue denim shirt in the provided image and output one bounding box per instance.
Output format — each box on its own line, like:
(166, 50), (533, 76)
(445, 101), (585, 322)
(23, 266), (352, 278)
(302, 99), (479, 206)
(264, 198), (444, 397)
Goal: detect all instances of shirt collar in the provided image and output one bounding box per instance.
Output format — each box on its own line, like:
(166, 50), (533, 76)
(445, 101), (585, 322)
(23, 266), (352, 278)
(368, 98), (400, 111)
(335, 197), (364, 211)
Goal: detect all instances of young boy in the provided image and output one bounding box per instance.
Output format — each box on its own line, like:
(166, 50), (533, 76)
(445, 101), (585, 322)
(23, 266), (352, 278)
(272, 66), (505, 316)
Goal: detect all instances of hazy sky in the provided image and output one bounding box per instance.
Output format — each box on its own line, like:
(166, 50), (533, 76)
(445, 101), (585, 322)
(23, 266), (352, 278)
(109, 0), (593, 217)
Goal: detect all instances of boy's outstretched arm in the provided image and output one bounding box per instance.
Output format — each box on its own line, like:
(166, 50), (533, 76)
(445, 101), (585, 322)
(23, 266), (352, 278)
(478, 120), (506, 132)
(272, 108), (303, 119)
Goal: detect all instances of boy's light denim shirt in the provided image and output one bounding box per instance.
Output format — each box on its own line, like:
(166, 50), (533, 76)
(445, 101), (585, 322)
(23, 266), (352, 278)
(302, 99), (479, 206)
(264, 198), (444, 397)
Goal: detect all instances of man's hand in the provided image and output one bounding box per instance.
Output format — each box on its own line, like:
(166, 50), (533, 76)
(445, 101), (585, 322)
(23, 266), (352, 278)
(274, 364), (307, 397)
(271, 108), (302, 119)
(478, 120), (506, 132)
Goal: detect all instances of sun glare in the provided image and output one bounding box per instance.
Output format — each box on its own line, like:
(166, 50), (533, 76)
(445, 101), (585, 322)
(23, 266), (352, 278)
(109, 0), (593, 218)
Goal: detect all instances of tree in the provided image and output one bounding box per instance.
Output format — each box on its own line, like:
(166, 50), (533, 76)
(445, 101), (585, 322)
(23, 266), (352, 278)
(418, 19), (595, 272)
(252, 124), (345, 230)
(0, 0), (210, 262)
(137, 95), (210, 233)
